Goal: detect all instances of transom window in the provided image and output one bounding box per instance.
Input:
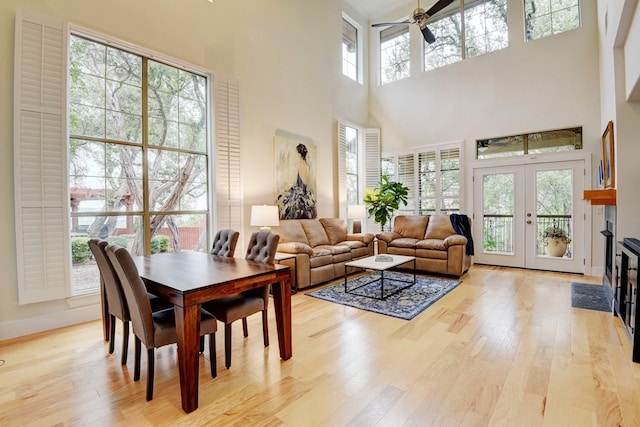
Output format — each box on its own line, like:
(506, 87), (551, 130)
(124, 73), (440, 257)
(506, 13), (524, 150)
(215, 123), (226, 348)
(476, 127), (583, 159)
(525, 0), (581, 41)
(425, 0), (508, 71)
(380, 24), (410, 85)
(69, 34), (210, 293)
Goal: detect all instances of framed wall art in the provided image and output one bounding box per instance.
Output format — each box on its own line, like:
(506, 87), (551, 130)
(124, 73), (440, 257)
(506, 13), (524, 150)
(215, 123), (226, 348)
(602, 120), (615, 189)
(274, 129), (317, 219)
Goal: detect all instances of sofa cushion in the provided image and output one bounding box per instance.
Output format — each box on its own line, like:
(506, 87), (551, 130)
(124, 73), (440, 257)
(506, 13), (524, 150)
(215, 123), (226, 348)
(319, 218), (348, 245)
(315, 244), (351, 255)
(273, 220), (310, 245)
(424, 214), (457, 240)
(300, 220), (331, 247)
(309, 251), (332, 268)
(388, 237), (419, 248)
(415, 248), (448, 260)
(338, 240), (366, 250)
(393, 215), (429, 240)
(416, 239), (446, 251)
(277, 241), (313, 256)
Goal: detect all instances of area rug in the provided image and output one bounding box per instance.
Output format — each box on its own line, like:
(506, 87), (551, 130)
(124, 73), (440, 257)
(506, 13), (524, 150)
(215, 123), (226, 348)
(307, 271), (462, 320)
(570, 282), (611, 312)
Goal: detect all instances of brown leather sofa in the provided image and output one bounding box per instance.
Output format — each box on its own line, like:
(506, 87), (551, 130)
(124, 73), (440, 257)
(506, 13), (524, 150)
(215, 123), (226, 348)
(376, 215), (472, 277)
(271, 218), (375, 289)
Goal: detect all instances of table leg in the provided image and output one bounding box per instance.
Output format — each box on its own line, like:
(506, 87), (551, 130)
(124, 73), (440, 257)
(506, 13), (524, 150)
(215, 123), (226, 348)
(271, 274), (293, 360)
(174, 304), (201, 413)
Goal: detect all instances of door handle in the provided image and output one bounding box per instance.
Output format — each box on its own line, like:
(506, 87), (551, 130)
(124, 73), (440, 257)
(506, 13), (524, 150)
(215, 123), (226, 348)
(526, 220), (532, 224)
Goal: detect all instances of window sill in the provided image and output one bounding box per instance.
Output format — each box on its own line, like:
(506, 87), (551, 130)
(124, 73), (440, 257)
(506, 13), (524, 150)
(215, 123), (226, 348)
(66, 291), (100, 309)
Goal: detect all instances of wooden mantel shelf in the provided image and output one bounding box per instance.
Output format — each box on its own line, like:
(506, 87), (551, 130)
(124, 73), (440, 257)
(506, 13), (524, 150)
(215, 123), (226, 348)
(583, 188), (617, 205)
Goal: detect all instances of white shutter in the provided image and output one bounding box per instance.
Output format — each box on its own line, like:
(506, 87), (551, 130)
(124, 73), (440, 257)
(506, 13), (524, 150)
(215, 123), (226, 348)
(396, 153), (415, 215)
(14, 11), (70, 304)
(363, 128), (381, 232)
(337, 121), (347, 219)
(214, 77), (242, 232)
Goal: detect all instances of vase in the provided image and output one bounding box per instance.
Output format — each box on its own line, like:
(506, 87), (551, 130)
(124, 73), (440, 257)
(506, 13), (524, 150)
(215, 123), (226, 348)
(544, 238), (567, 257)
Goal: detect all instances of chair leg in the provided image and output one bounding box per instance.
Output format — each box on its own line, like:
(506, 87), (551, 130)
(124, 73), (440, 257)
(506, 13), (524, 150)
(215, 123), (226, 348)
(146, 348), (155, 401)
(108, 315), (116, 354)
(262, 309), (269, 347)
(121, 321), (129, 365)
(224, 323), (232, 369)
(134, 337), (142, 381)
(242, 318), (249, 338)
(200, 336), (205, 353)
(209, 333), (217, 378)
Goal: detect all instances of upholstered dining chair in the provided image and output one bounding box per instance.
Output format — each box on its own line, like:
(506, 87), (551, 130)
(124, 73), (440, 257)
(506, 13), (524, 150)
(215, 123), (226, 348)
(105, 244), (218, 401)
(210, 229), (240, 257)
(88, 239), (172, 365)
(202, 230), (280, 369)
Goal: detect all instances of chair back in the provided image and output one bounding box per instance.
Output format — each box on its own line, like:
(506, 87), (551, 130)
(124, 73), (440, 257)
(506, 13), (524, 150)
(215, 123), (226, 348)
(89, 239), (129, 320)
(245, 231), (280, 264)
(211, 229), (240, 257)
(106, 244), (156, 348)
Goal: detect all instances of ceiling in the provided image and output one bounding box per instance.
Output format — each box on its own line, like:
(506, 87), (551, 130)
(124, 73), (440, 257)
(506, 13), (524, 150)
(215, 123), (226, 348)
(344, 0), (413, 19)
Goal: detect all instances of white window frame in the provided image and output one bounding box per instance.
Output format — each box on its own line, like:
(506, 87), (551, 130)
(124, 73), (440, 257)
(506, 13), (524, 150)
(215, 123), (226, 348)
(379, 23), (411, 86)
(524, 0), (581, 42)
(382, 141), (464, 218)
(342, 12), (363, 84)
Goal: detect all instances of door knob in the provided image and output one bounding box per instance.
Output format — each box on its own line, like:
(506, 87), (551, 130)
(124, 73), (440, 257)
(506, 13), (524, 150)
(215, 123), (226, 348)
(526, 220), (532, 224)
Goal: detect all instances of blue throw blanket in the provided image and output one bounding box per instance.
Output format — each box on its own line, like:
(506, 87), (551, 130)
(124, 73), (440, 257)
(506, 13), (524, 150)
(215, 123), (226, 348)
(449, 214), (474, 256)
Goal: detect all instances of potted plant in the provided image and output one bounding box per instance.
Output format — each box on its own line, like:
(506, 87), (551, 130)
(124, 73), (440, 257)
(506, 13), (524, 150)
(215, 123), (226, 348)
(363, 175), (409, 231)
(542, 226), (571, 257)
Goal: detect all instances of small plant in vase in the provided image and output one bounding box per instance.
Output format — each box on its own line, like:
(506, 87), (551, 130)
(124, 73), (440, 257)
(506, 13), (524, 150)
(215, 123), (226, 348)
(542, 226), (571, 257)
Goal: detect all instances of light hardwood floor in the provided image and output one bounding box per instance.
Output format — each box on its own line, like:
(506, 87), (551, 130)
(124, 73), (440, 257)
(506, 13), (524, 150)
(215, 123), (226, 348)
(1, 265), (639, 426)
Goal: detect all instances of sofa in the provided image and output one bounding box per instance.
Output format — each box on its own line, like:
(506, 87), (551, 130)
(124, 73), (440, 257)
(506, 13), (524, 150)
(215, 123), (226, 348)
(376, 214), (472, 277)
(271, 218), (375, 289)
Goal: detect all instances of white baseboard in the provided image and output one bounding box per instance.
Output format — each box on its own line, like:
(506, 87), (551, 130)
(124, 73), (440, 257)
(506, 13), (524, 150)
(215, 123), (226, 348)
(0, 304), (101, 341)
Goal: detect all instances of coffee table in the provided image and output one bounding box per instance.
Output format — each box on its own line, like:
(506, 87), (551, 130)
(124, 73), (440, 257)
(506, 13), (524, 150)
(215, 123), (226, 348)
(344, 254), (416, 300)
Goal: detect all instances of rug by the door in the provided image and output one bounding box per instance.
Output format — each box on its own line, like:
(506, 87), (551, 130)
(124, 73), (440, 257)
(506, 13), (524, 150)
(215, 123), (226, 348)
(307, 271), (462, 320)
(570, 282), (611, 312)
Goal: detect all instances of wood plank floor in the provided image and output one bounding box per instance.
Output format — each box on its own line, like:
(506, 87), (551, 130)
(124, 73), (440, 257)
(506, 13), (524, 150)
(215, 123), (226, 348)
(1, 265), (639, 426)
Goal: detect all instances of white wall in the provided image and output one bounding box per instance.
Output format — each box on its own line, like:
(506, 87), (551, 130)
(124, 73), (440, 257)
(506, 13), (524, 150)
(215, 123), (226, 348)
(0, 0), (368, 338)
(367, 0), (603, 270)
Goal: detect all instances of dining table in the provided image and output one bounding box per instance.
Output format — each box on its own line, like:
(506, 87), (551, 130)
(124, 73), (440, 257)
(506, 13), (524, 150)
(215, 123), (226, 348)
(134, 251), (292, 413)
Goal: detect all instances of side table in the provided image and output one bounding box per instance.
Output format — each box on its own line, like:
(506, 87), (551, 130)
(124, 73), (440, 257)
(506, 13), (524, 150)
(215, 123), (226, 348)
(274, 252), (297, 294)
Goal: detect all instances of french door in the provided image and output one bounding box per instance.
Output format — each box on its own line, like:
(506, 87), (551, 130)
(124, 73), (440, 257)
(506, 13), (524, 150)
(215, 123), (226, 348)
(472, 160), (585, 273)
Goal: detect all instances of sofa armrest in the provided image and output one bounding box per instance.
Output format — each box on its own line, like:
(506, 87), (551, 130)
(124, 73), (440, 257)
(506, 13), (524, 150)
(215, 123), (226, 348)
(376, 232), (400, 243)
(443, 234), (467, 248)
(347, 233), (374, 244)
(277, 242), (313, 256)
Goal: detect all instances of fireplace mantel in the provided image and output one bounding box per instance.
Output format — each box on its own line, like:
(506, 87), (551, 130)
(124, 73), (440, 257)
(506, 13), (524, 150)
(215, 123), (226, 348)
(583, 189), (616, 205)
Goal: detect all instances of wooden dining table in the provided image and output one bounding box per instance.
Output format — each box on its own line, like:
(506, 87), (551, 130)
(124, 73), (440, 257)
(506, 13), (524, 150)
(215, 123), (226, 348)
(134, 251), (293, 413)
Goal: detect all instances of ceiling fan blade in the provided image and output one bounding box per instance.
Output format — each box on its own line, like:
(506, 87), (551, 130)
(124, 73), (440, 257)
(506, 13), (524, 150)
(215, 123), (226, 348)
(421, 26), (436, 44)
(371, 20), (411, 28)
(425, 0), (454, 17)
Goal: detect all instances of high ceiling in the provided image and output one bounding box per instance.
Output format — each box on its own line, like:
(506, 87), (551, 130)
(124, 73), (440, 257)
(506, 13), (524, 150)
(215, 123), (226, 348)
(344, 0), (413, 19)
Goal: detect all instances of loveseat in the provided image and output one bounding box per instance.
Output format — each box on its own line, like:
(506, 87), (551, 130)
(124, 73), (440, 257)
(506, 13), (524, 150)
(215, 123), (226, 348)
(271, 218), (375, 289)
(376, 214), (473, 277)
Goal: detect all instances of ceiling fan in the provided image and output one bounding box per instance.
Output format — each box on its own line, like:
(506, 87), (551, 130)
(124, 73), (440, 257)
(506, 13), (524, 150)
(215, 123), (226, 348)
(371, 0), (454, 44)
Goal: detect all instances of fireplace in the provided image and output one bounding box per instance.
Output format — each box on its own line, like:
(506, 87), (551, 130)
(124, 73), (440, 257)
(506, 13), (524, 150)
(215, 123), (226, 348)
(602, 205), (616, 298)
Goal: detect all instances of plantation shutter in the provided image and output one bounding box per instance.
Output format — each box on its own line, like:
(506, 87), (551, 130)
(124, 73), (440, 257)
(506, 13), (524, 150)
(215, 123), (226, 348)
(214, 77), (242, 233)
(396, 153), (416, 216)
(418, 150), (437, 215)
(13, 11), (70, 304)
(337, 120), (348, 219)
(363, 128), (381, 233)
(440, 147), (461, 213)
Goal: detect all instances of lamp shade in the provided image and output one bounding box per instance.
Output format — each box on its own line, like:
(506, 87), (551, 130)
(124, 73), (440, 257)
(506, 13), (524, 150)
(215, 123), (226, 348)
(347, 204), (367, 219)
(250, 205), (280, 230)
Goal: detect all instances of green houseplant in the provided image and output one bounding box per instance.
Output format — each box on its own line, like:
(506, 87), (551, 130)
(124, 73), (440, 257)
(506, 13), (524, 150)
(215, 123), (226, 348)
(363, 175), (409, 230)
(542, 226), (571, 257)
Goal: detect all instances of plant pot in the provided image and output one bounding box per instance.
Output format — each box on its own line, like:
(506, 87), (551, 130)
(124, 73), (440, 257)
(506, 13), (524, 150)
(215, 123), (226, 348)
(544, 238), (567, 257)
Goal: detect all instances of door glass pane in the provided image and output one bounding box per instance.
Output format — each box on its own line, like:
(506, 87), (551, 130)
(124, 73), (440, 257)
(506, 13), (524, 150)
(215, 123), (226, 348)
(482, 173), (514, 254)
(536, 169), (573, 258)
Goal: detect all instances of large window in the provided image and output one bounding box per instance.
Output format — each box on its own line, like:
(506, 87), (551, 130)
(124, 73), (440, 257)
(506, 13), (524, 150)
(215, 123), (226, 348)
(69, 35), (210, 293)
(345, 125), (360, 205)
(342, 14), (362, 83)
(476, 127), (582, 159)
(380, 24), (410, 85)
(525, 0), (580, 41)
(425, 0), (508, 71)
(382, 144), (462, 218)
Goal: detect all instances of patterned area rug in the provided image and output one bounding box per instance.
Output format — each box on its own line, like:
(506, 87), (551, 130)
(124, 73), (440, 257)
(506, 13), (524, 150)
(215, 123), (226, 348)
(571, 282), (611, 312)
(307, 271), (462, 320)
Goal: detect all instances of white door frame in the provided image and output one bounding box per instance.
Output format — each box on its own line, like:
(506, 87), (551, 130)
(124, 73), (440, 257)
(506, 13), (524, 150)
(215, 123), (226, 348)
(470, 153), (592, 274)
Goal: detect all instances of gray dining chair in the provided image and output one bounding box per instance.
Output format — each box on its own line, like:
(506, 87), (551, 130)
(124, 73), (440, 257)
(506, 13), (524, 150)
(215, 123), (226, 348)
(88, 239), (172, 365)
(105, 244), (218, 401)
(210, 229), (239, 257)
(202, 230), (280, 368)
